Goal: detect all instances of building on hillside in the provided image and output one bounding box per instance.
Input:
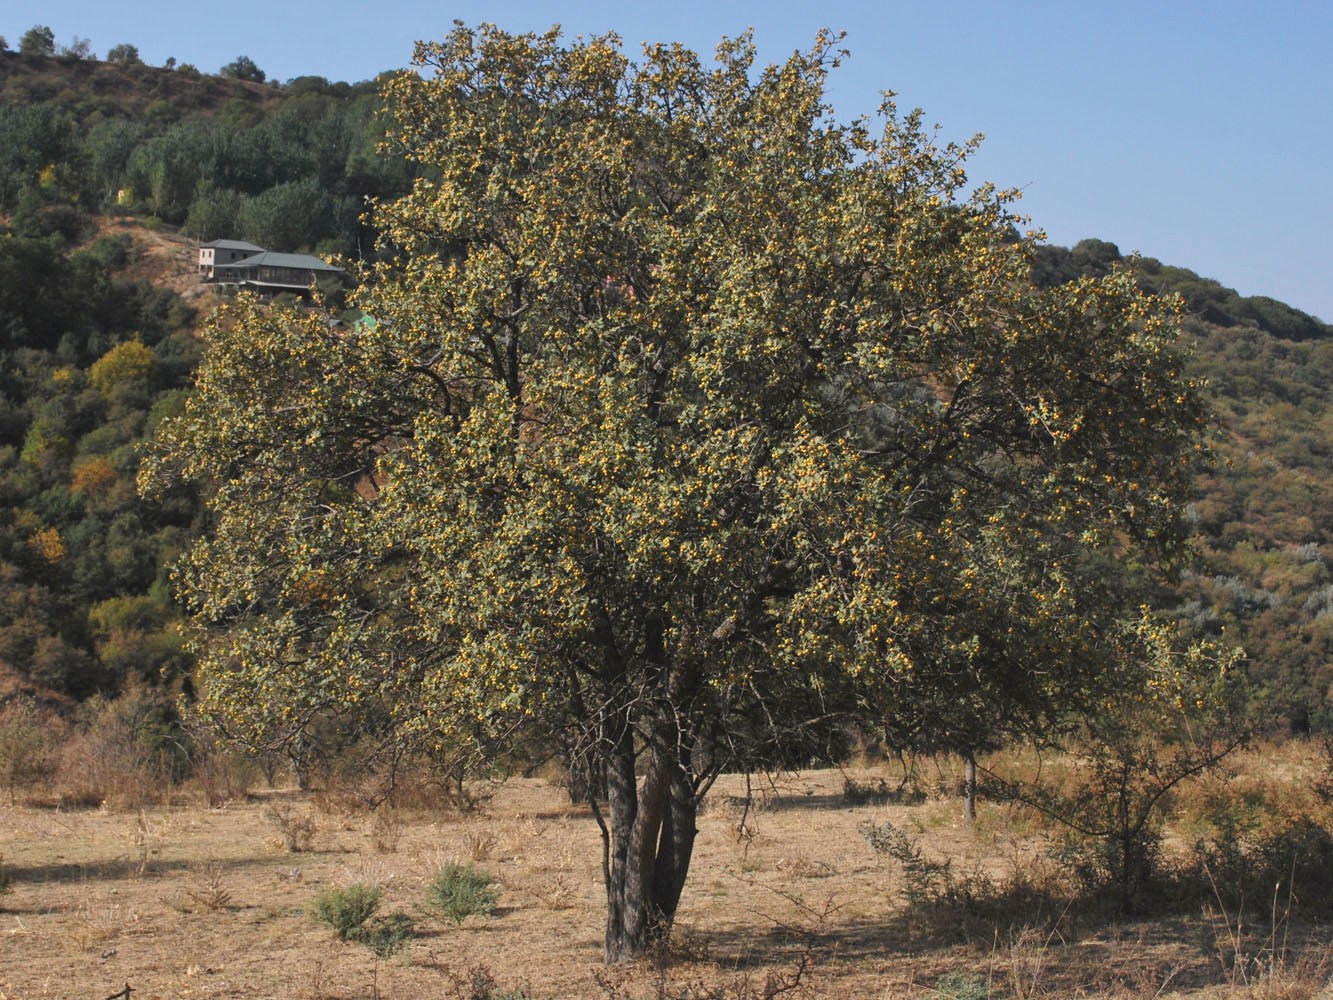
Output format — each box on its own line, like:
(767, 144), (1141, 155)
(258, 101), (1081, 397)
(198, 239), (265, 278)
(205, 249), (345, 296)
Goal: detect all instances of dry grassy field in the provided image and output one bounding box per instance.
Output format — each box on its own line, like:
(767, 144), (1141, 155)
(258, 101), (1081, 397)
(2, 752), (1330, 1000)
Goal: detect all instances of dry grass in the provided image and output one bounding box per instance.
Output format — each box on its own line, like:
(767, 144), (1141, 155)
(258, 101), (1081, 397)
(2, 752), (1333, 998)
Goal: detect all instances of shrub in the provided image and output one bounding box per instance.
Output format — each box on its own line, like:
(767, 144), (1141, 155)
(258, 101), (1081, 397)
(311, 883), (414, 956)
(265, 804), (316, 852)
(312, 883), (381, 940)
(55, 688), (194, 808)
(935, 971), (993, 1000)
(0, 699), (60, 803)
(358, 911), (415, 958)
(426, 862), (499, 924)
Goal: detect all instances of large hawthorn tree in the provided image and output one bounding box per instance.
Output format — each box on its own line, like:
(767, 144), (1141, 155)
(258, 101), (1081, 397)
(144, 26), (1209, 961)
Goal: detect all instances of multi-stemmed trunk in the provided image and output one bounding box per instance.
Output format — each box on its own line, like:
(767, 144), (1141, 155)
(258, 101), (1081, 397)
(601, 744), (699, 962)
(592, 645), (704, 963)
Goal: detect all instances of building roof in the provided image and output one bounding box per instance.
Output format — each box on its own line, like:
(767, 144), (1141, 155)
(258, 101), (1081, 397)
(202, 239), (266, 252)
(225, 252), (343, 273)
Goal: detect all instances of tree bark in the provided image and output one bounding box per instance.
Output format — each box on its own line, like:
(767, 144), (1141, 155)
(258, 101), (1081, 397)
(602, 744), (699, 963)
(962, 749), (977, 824)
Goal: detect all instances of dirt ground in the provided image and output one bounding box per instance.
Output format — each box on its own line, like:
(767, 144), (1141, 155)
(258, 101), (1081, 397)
(0, 766), (1305, 999)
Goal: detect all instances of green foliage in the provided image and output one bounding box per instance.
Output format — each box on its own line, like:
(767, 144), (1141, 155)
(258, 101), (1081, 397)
(59, 37), (94, 61)
(0, 48), (407, 259)
(1190, 812), (1333, 918)
(860, 820), (957, 904)
(1036, 239), (1331, 343)
(149, 26), (1210, 961)
(311, 883), (415, 956)
(220, 55), (265, 83)
(426, 862), (499, 924)
(89, 341), (156, 395)
(999, 634), (1247, 915)
(106, 44), (141, 66)
(19, 26), (55, 57)
(145, 27), (1210, 965)
(358, 911), (415, 958)
(0, 221), (199, 699)
(935, 972), (993, 1000)
(237, 177), (333, 251)
(312, 883), (381, 938)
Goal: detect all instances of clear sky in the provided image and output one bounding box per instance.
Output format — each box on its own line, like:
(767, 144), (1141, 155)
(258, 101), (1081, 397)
(7, 1), (1330, 321)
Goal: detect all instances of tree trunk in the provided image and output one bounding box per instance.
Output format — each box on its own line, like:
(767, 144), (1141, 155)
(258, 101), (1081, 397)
(601, 745), (699, 963)
(962, 749), (977, 824)
(593, 615), (703, 964)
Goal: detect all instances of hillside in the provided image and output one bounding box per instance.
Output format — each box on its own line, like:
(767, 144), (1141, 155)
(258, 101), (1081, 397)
(0, 48), (409, 258)
(1037, 240), (1333, 731)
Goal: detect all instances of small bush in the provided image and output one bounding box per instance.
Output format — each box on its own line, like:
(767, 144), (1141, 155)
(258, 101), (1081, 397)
(444, 964), (531, 999)
(312, 883), (381, 940)
(369, 807), (402, 853)
(56, 689), (194, 809)
(359, 911), (416, 958)
(935, 971), (992, 1000)
(311, 883), (414, 956)
(0, 699), (59, 803)
(859, 820), (961, 906)
(426, 862), (499, 924)
(266, 804), (316, 852)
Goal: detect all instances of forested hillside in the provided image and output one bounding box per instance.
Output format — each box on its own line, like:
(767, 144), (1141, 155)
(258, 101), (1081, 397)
(0, 46), (405, 706)
(1, 43), (1331, 735)
(1036, 241), (1333, 731)
(0, 46), (409, 255)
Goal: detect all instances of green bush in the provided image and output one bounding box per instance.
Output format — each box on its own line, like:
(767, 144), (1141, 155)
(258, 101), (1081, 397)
(425, 862), (499, 924)
(935, 971), (992, 1000)
(311, 883), (414, 956)
(312, 883), (381, 940)
(358, 911), (415, 958)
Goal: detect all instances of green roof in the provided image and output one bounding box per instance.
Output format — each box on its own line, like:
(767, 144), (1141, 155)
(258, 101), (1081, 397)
(228, 252), (342, 272)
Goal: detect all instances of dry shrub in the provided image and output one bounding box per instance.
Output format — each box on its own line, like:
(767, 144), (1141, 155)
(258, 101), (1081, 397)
(70, 898), (129, 950)
(266, 803), (317, 852)
(463, 827), (497, 861)
(308, 754), (482, 814)
(0, 697), (61, 803)
(536, 873), (578, 910)
(184, 860), (233, 911)
(128, 809), (163, 876)
(369, 806), (402, 853)
(54, 688), (192, 809)
(1170, 739), (1333, 921)
(185, 718), (258, 807)
(774, 853), (835, 879)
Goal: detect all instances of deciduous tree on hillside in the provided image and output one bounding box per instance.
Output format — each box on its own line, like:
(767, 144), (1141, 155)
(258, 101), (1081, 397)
(220, 54), (265, 83)
(144, 25), (1211, 962)
(18, 25), (55, 57)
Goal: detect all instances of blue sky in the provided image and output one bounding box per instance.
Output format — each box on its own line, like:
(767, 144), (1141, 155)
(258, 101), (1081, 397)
(7, 1), (1331, 321)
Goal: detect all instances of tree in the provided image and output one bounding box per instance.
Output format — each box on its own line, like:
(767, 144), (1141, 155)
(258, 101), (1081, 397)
(145, 26), (1209, 962)
(19, 25), (55, 57)
(58, 36), (94, 61)
(220, 55), (265, 83)
(106, 43), (141, 65)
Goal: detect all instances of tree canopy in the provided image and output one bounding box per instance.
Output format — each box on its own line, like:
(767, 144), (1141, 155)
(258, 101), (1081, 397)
(145, 25), (1210, 962)
(18, 25), (55, 58)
